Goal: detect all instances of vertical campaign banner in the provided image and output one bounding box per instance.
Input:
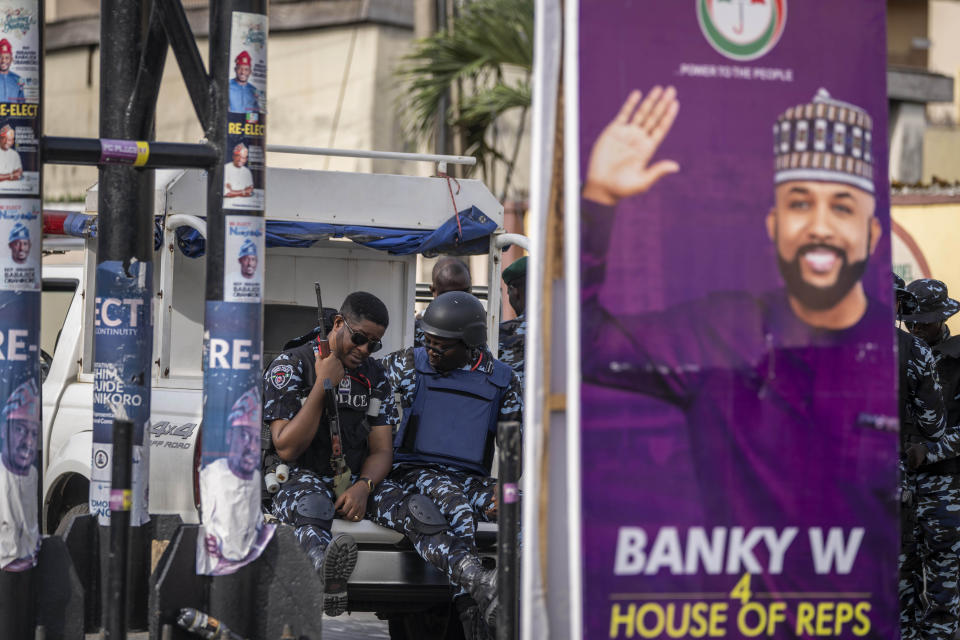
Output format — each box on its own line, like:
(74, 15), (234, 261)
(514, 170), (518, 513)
(0, 1), (39, 196)
(197, 7), (270, 576)
(0, 195), (38, 570)
(224, 215), (264, 303)
(196, 302), (274, 575)
(576, 1), (897, 638)
(90, 261), (152, 525)
(224, 12), (266, 212)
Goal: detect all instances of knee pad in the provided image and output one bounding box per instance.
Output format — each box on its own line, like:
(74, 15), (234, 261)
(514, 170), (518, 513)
(403, 494), (449, 535)
(293, 492), (336, 529)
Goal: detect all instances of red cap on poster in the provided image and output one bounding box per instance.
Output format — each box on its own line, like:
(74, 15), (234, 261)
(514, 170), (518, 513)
(0, 40), (12, 55)
(235, 50), (251, 67)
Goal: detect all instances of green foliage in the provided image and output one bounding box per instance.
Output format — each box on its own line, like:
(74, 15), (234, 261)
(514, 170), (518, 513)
(399, 0), (534, 198)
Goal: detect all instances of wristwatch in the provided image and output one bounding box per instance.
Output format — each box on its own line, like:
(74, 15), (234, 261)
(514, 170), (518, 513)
(358, 476), (374, 491)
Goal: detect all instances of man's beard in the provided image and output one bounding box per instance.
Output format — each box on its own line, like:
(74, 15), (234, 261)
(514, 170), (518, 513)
(777, 243), (868, 312)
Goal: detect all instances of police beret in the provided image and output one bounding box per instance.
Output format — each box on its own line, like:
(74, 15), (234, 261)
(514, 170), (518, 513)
(501, 256), (527, 285)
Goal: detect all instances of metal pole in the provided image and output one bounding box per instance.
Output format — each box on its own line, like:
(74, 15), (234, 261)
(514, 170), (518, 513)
(435, 0), (449, 156)
(94, 0), (161, 631)
(266, 144), (477, 166)
(105, 419), (133, 640)
(497, 421), (521, 640)
(0, 0), (44, 635)
(196, 2), (268, 622)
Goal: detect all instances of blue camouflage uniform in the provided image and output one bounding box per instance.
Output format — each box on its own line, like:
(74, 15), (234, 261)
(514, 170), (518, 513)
(900, 278), (960, 640)
(264, 334), (496, 590)
(497, 313), (525, 386)
(263, 337), (397, 566)
(414, 315), (425, 349)
(379, 346), (523, 550)
(897, 328), (954, 640)
(0, 72), (24, 103)
(229, 78), (259, 113)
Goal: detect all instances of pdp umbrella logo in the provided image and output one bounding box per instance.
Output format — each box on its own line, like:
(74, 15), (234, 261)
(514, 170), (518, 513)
(697, 0), (787, 61)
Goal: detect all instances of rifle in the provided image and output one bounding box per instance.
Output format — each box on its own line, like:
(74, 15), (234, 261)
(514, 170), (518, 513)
(324, 379), (352, 497)
(315, 282), (330, 358)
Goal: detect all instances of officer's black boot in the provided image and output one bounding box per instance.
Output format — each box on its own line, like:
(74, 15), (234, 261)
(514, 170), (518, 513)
(455, 595), (495, 640)
(452, 556), (498, 628)
(312, 533), (358, 617)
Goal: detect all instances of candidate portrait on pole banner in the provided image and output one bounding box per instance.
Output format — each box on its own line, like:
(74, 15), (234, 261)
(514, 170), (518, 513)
(224, 11), (266, 212)
(0, 2), (40, 196)
(577, 1), (897, 638)
(0, 287), (39, 571)
(197, 302), (274, 575)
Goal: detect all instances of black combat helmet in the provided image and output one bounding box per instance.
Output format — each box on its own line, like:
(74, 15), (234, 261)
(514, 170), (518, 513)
(420, 291), (487, 348)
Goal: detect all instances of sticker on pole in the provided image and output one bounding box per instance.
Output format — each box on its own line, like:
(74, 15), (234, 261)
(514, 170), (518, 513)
(90, 260), (153, 526)
(224, 11), (267, 212)
(0, 1), (41, 196)
(197, 301), (274, 576)
(0, 198), (38, 290)
(0, 290), (40, 571)
(224, 215), (263, 303)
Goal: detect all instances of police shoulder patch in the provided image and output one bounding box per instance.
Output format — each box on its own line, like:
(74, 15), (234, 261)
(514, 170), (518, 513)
(270, 364), (294, 389)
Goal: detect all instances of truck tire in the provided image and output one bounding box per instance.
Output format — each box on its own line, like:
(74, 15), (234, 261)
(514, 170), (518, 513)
(53, 502), (90, 538)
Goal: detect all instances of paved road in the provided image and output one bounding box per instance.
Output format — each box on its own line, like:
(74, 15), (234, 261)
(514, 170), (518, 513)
(85, 613), (390, 639)
(323, 612), (390, 638)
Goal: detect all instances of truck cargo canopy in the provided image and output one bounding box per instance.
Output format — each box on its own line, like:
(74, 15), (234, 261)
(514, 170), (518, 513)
(57, 206), (497, 257)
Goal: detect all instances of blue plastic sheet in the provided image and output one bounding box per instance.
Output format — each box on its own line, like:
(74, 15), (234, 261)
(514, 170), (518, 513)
(62, 207), (498, 258)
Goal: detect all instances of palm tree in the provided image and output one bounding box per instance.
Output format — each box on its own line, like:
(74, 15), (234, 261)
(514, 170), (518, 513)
(398, 0), (533, 201)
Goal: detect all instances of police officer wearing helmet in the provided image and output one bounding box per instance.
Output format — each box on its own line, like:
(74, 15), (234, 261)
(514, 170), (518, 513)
(414, 256), (472, 348)
(893, 274), (954, 640)
(379, 291), (523, 637)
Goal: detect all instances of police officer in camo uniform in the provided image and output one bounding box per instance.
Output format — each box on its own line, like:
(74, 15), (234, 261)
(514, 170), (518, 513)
(415, 257), (472, 348)
(904, 280), (960, 473)
(498, 256), (527, 385)
(264, 292), (395, 616)
(380, 291), (522, 637)
(264, 291), (499, 618)
(894, 274), (952, 640)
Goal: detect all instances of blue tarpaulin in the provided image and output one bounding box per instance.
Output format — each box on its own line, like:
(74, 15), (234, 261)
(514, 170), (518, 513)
(60, 207), (497, 257)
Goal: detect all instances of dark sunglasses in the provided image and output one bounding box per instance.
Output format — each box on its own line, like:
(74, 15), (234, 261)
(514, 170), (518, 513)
(341, 317), (382, 353)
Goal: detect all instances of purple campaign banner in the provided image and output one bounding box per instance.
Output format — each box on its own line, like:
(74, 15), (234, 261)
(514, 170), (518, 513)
(577, 1), (897, 638)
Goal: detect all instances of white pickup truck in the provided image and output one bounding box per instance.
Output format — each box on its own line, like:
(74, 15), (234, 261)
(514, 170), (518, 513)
(40, 163), (516, 638)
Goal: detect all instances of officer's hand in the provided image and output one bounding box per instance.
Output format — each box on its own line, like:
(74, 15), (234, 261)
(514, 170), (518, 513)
(335, 483), (369, 522)
(906, 443), (929, 470)
(485, 488), (498, 520)
(315, 349), (345, 388)
(582, 86), (680, 207)
(204, 534), (221, 558)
